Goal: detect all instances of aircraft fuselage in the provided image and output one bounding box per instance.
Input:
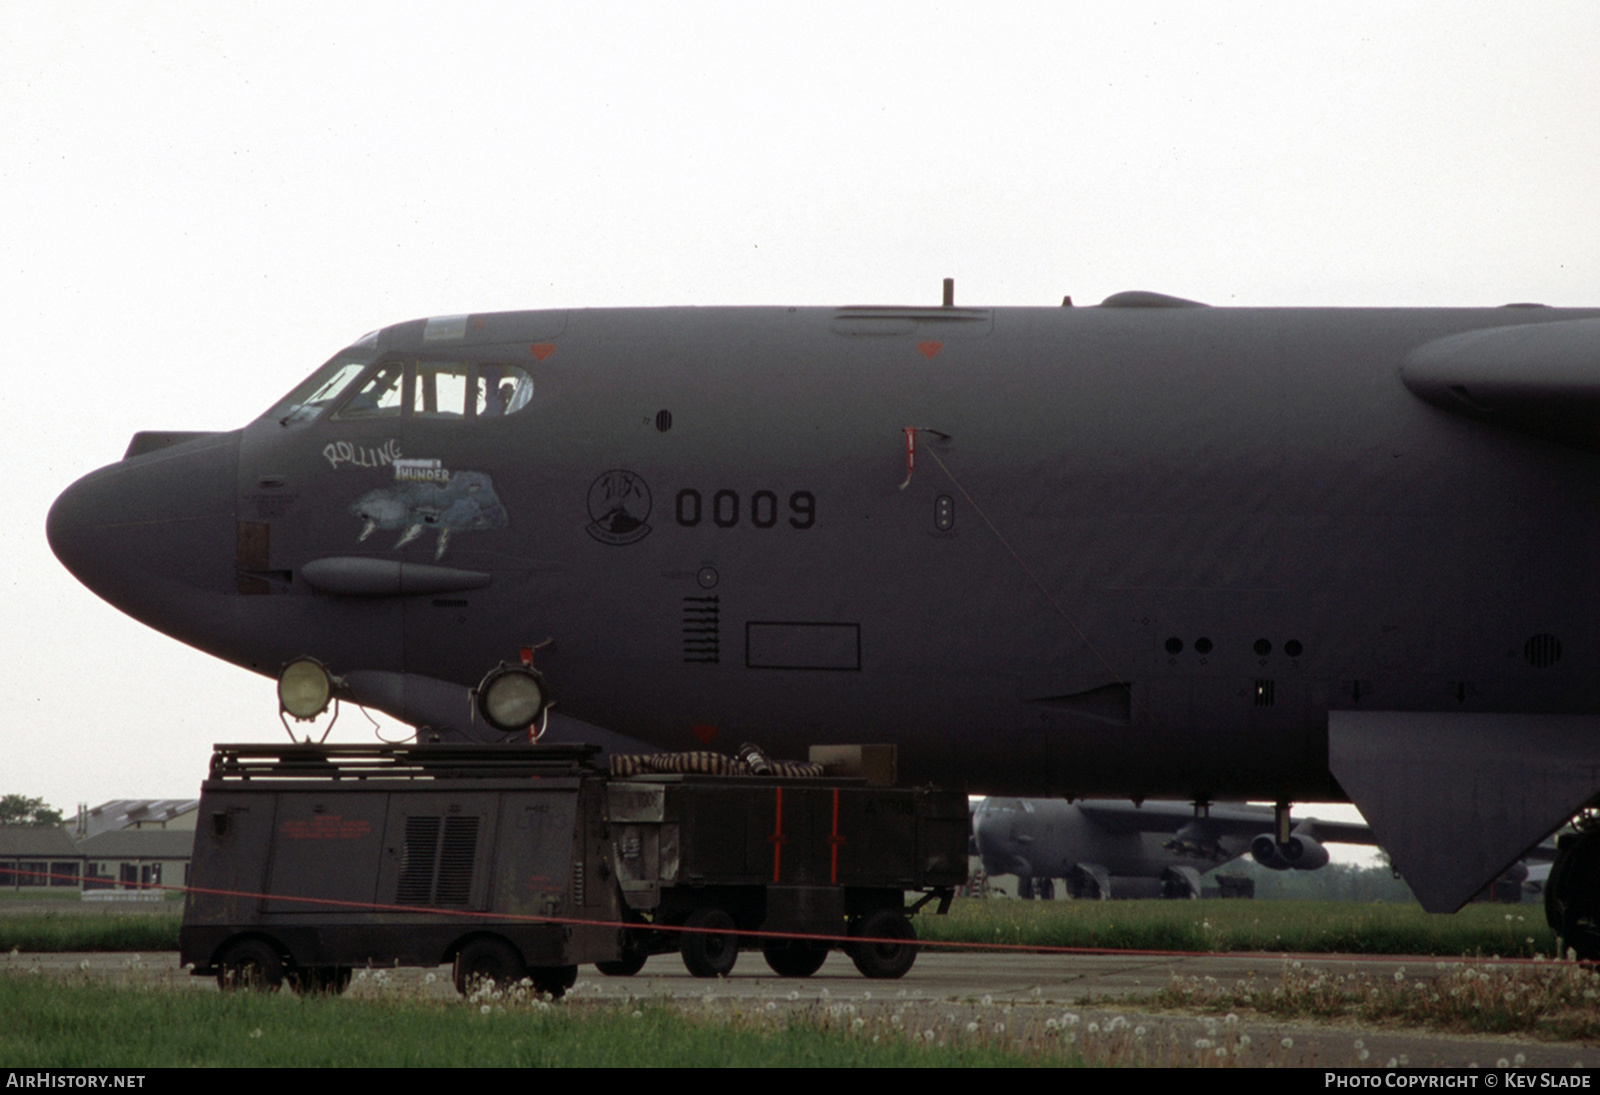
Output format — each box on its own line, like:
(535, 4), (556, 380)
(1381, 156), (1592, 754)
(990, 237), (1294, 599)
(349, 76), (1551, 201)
(49, 301), (1600, 808)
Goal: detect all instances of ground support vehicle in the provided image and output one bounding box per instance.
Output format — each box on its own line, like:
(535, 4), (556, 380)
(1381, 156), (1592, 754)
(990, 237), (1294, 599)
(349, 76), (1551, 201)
(602, 768), (967, 979)
(180, 744), (967, 994)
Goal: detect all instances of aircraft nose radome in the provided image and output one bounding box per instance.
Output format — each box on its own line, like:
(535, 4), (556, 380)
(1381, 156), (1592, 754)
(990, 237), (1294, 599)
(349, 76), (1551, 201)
(48, 433), (240, 634)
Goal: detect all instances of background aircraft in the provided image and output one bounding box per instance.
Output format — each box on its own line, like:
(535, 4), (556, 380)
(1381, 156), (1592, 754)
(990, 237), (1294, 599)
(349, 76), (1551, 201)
(970, 797), (1376, 900)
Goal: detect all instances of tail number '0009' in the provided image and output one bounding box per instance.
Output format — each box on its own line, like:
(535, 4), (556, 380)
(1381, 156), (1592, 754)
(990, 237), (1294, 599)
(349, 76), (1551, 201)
(674, 489), (815, 530)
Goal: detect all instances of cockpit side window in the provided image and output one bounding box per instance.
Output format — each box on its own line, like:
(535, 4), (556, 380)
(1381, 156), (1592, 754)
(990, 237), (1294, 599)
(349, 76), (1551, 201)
(476, 363), (534, 417)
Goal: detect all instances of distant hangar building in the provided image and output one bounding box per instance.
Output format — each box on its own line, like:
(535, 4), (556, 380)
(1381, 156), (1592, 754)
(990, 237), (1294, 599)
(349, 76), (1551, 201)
(0, 799), (197, 896)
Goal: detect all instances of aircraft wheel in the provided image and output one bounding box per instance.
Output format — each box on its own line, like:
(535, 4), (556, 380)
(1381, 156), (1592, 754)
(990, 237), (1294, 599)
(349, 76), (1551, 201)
(453, 937), (527, 995)
(288, 965), (351, 995)
(680, 907), (739, 978)
(1017, 875), (1035, 900)
(1035, 877), (1056, 900)
(530, 965), (578, 998)
(848, 909), (917, 979)
(1546, 832), (1600, 960)
(216, 938), (285, 992)
(762, 938), (829, 977)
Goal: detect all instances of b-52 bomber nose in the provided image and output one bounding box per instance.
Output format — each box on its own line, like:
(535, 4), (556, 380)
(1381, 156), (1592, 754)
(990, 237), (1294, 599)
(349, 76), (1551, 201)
(48, 431), (240, 652)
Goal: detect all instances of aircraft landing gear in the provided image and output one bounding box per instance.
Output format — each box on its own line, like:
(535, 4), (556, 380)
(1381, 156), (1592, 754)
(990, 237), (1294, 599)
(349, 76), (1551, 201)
(1066, 866), (1104, 900)
(1545, 831), (1600, 960)
(1016, 875), (1055, 899)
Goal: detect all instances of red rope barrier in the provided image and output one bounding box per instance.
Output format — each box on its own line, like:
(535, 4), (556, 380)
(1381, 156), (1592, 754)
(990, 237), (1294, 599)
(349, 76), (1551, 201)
(2, 866), (1568, 966)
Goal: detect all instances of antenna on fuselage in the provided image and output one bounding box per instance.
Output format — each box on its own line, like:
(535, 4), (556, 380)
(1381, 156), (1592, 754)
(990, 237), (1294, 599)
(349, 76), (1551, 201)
(942, 277), (954, 307)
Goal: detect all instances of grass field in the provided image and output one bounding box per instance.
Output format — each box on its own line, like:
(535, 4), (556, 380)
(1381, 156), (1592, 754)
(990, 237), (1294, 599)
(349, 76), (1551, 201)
(0, 976), (1079, 1067)
(1158, 957), (1600, 1043)
(0, 898), (1556, 957)
(0, 912), (181, 953)
(917, 898), (1556, 958)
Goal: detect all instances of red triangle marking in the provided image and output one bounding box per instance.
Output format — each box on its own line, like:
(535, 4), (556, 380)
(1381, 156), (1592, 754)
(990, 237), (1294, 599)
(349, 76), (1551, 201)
(691, 723), (718, 744)
(917, 341), (943, 359)
(530, 343), (556, 361)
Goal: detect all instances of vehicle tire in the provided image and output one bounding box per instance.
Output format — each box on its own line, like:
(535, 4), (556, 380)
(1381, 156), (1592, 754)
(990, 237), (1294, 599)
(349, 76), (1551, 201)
(1017, 874), (1035, 900)
(597, 928), (649, 976)
(289, 966), (351, 995)
(1547, 831), (1600, 960)
(216, 938), (285, 992)
(762, 938), (829, 978)
(848, 910), (917, 979)
(596, 947), (648, 977)
(679, 907), (739, 978)
(530, 965), (578, 998)
(453, 937), (527, 995)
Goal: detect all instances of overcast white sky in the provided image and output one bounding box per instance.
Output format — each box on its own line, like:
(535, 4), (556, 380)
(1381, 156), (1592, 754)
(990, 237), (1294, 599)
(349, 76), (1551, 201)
(3, 3), (1597, 835)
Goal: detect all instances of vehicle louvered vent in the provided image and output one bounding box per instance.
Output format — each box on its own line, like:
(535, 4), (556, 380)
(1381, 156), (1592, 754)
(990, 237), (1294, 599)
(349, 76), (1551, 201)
(436, 817), (480, 905)
(397, 815), (479, 906)
(397, 816), (440, 905)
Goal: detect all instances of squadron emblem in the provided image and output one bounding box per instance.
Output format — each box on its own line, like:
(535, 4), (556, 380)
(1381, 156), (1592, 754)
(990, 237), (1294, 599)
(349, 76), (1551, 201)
(586, 470), (652, 545)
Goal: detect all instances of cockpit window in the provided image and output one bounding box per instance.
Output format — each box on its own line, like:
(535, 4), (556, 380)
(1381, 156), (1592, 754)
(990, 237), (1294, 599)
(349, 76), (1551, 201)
(265, 350), (376, 428)
(413, 363), (470, 418)
(477, 363), (534, 417)
(337, 361), (407, 419)
(334, 360), (534, 421)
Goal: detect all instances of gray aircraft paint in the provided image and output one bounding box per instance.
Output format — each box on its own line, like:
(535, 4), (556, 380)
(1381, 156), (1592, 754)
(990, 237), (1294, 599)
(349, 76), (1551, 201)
(47, 296), (1600, 913)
